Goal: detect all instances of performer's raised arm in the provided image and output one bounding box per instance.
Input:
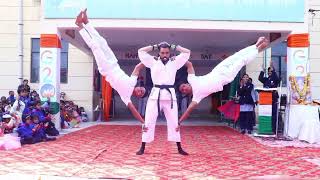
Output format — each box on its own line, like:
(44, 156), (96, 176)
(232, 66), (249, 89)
(138, 45), (156, 68)
(185, 61), (195, 74)
(131, 63), (145, 77)
(177, 62), (196, 127)
(172, 45), (191, 69)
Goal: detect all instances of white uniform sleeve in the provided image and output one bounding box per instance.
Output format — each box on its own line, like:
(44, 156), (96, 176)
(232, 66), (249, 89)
(172, 51), (190, 70)
(138, 49), (155, 68)
(188, 74), (203, 103)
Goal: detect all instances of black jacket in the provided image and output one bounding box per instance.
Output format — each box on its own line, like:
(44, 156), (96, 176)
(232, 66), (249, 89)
(258, 70), (280, 89)
(258, 70), (280, 100)
(238, 83), (254, 105)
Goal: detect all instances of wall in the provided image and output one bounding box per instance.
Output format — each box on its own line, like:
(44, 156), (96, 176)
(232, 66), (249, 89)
(0, 0), (94, 120)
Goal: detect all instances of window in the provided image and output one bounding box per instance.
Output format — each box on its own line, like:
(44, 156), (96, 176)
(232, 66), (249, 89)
(31, 38), (40, 83)
(60, 40), (69, 83)
(30, 38), (69, 83)
(271, 42), (287, 86)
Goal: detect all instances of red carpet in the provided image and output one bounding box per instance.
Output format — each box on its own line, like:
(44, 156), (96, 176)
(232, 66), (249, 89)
(0, 125), (319, 179)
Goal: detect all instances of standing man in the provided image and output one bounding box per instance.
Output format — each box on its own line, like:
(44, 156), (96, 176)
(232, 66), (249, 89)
(258, 61), (280, 134)
(177, 37), (269, 125)
(137, 42), (190, 155)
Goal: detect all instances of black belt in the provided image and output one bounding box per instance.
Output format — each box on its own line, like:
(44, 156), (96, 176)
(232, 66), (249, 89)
(154, 84), (174, 115)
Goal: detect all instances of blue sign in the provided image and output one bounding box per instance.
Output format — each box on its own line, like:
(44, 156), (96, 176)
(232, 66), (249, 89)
(44, 0), (305, 22)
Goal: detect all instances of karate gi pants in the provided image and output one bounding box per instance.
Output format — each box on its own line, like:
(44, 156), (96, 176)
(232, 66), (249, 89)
(142, 99), (181, 143)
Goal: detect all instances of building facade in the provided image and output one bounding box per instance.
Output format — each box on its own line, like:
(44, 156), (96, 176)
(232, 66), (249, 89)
(0, 0), (318, 122)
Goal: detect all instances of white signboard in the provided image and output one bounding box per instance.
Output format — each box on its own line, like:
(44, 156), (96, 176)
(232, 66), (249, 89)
(39, 48), (61, 102)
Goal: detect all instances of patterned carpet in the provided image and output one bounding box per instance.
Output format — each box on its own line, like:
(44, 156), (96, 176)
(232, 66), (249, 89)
(0, 125), (319, 179)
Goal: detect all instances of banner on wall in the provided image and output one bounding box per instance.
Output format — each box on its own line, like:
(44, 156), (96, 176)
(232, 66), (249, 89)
(39, 48), (60, 102)
(114, 51), (221, 61)
(44, 0), (304, 22)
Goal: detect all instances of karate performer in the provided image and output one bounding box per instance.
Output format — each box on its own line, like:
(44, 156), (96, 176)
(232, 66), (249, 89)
(177, 37), (269, 128)
(137, 41), (191, 155)
(75, 10), (147, 127)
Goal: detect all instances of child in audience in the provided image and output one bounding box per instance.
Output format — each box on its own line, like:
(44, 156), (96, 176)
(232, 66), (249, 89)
(7, 91), (15, 106)
(2, 114), (17, 134)
(17, 115), (34, 144)
(79, 107), (88, 122)
(0, 121), (21, 150)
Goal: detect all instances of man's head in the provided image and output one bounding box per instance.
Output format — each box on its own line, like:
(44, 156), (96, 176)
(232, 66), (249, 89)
(20, 89), (28, 97)
(31, 114), (39, 124)
(2, 114), (11, 123)
(31, 90), (37, 97)
(60, 92), (66, 99)
(1, 96), (7, 103)
(158, 42), (171, 62)
(35, 101), (42, 110)
(133, 87), (146, 98)
(23, 79), (28, 85)
(9, 91), (14, 96)
(24, 115), (32, 124)
(267, 67), (273, 77)
(79, 107), (85, 112)
(179, 83), (192, 95)
(242, 74), (249, 83)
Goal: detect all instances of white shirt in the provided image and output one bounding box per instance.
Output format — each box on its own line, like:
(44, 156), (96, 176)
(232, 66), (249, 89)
(138, 50), (190, 100)
(79, 24), (136, 106)
(188, 45), (258, 103)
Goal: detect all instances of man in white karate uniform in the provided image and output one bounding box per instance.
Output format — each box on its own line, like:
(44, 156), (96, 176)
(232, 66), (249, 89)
(75, 10), (147, 126)
(137, 41), (191, 155)
(177, 37), (269, 127)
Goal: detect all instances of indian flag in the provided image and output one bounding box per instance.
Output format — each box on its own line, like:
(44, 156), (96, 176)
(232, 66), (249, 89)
(258, 91), (273, 134)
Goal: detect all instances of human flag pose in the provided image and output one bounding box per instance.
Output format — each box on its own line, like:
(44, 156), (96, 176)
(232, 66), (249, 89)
(75, 10), (147, 128)
(177, 37), (269, 129)
(137, 41), (191, 155)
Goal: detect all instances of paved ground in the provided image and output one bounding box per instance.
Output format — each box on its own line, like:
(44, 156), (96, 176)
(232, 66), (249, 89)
(0, 125), (319, 179)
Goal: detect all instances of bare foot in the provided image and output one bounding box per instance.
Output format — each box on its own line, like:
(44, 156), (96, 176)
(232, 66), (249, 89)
(82, 8), (89, 24)
(255, 37), (266, 47)
(75, 12), (84, 29)
(256, 37), (269, 52)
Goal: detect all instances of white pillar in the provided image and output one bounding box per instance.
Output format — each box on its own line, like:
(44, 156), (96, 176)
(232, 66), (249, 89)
(287, 33), (311, 104)
(39, 34), (61, 130)
(285, 33), (311, 137)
